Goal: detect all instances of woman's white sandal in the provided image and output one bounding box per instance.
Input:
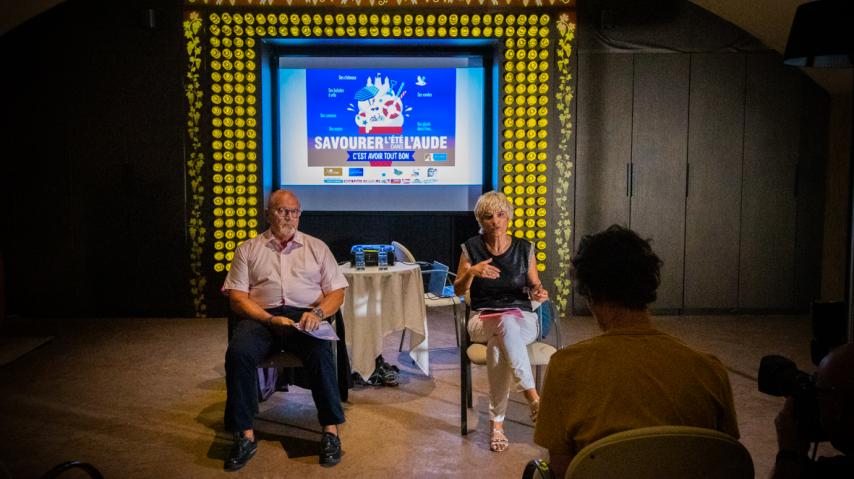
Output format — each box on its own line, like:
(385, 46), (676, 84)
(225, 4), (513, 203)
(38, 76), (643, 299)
(529, 399), (540, 424)
(489, 428), (509, 452)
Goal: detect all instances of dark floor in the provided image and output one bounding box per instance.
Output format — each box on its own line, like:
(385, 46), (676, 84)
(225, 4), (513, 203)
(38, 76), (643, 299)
(0, 310), (842, 478)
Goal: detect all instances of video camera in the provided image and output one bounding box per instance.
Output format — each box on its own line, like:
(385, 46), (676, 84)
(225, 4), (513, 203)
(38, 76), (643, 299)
(758, 355), (824, 441)
(757, 301), (847, 443)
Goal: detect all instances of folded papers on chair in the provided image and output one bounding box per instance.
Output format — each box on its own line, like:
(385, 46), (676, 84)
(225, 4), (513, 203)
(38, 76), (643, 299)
(295, 321), (340, 341)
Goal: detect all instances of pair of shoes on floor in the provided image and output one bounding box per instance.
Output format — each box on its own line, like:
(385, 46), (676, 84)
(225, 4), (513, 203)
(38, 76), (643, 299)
(320, 432), (342, 467)
(363, 355), (400, 387)
(224, 434), (257, 472)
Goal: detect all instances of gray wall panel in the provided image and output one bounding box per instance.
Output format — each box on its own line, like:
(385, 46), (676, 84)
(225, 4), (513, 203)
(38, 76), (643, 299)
(740, 53), (801, 309)
(573, 53), (634, 313)
(684, 54), (745, 309)
(630, 54), (690, 310)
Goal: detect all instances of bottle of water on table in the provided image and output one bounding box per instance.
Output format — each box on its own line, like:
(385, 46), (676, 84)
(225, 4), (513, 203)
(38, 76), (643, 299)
(378, 248), (388, 270)
(355, 247), (366, 271)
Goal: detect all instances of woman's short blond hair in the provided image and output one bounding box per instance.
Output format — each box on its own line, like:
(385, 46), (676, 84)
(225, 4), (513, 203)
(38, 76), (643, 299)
(474, 191), (513, 230)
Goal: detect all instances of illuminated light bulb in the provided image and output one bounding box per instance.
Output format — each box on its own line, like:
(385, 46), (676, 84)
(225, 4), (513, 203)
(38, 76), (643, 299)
(494, 26), (504, 37)
(503, 185), (513, 195)
(415, 15), (424, 26)
(537, 163), (547, 173)
(381, 27), (390, 37)
(358, 14), (367, 25)
(537, 185), (547, 195)
(505, 26), (516, 37)
(503, 163), (513, 172)
(369, 14), (379, 25)
(426, 27), (435, 37)
(514, 185), (525, 195)
(346, 14), (356, 25)
(289, 26), (299, 36)
(515, 231), (524, 239)
(515, 219), (524, 228)
(290, 13), (300, 24)
(514, 151), (525, 161)
(483, 26), (493, 37)
(517, 26), (527, 37)
(515, 163), (525, 173)
(438, 27), (447, 37)
(404, 14), (413, 25)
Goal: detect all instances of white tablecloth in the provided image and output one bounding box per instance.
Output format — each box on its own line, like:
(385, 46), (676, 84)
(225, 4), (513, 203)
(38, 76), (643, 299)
(341, 263), (429, 379)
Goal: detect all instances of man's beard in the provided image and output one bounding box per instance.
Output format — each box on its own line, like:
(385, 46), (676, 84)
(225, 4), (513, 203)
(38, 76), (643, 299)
(274, 222), (296, 238)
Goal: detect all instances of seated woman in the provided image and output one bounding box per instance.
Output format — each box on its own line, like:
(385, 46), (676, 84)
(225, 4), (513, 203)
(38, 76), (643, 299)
(454, 191), (548, 452)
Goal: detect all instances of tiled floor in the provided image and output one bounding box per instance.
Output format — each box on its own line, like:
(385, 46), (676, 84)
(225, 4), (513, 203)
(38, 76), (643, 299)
(0, 310), (842, 477)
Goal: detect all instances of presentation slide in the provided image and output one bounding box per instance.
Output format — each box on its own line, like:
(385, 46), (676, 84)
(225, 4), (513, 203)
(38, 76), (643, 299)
(276, 55), (485, 211)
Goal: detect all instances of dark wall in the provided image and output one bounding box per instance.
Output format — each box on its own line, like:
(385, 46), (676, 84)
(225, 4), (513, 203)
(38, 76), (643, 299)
(1, 0), (190, 317)
(0, 1), (832, 318)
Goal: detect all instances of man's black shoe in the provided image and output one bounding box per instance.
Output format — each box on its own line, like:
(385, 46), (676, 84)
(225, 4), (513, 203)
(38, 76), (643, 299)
(224, 435), (257, 472)
(319, 432), (342, 467)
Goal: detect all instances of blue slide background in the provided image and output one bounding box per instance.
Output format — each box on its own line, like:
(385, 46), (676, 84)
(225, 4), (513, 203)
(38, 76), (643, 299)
(305, 68), (456, 138)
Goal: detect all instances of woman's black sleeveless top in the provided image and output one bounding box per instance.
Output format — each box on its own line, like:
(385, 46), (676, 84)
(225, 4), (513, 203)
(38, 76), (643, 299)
(463, 235), (532, 312)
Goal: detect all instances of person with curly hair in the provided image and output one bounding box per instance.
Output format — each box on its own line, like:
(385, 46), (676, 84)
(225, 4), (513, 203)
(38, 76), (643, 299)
(533, 225), (739, 478)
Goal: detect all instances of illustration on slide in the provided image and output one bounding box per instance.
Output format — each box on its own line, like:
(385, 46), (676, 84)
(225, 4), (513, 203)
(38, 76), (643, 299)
(348, 73), (412, 134)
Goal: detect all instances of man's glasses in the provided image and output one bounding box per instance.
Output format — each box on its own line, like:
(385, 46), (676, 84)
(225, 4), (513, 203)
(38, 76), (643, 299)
(270, 207), (301, 218)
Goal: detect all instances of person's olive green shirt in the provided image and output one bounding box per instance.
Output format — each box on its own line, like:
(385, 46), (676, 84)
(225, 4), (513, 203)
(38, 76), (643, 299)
(534, 327), (739, 457)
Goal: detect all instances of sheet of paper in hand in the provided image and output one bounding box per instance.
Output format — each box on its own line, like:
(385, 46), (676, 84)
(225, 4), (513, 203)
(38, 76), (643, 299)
(295, 321), (340, 341)
(477, 307), (524, 323)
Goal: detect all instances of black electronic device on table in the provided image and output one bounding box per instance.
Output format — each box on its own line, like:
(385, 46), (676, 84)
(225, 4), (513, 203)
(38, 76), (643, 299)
(350, 244), (396, 267)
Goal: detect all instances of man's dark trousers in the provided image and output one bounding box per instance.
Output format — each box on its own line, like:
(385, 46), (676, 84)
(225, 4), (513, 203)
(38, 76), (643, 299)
(225, 306), (345, 431)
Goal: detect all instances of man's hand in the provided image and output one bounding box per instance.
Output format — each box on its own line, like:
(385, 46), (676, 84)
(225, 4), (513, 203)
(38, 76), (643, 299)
(270, 316), (295, 328)
(298, 311), (322, 332)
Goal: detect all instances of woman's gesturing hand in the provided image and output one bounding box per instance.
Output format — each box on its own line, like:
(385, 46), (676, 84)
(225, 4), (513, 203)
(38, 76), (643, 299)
(472, 258), (501, 280)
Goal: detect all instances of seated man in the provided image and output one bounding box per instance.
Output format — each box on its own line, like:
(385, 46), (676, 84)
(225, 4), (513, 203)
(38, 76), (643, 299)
(534, 225), (739, 478)
(222, 189), (349, 471)
(771, 342), (854, 479)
